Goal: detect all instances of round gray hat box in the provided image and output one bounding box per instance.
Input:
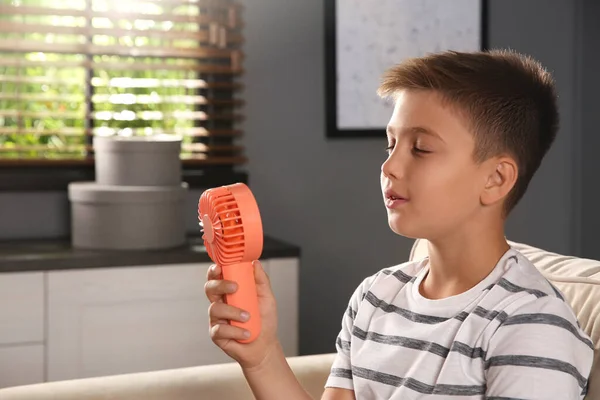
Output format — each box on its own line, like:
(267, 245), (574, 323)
(94, 135), (182, 186)
(68, 182), (188, 250)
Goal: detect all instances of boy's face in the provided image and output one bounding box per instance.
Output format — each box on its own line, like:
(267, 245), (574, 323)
(381, 89), (490, 240)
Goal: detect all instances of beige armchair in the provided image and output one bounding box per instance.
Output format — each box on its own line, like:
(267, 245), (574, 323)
(2, 239), (599, 399)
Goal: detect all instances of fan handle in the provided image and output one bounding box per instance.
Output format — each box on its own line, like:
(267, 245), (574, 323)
(222, 261), (261, 343)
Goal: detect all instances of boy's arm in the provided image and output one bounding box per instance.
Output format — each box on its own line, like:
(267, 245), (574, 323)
(242, 342), (313, 400)
(244, 282), (366, 400)
(243, 341), (356, 400)
(244, 273), (373, 400)
(485, 296), (594, 399)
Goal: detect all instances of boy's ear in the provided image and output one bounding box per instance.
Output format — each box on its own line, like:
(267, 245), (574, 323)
(480, 156), (518, 207)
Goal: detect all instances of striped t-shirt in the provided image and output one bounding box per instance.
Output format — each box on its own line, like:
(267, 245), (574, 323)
(325, 248), (594, 399)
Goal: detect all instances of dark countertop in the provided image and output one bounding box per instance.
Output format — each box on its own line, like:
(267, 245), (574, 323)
(0, 235), (300, 273)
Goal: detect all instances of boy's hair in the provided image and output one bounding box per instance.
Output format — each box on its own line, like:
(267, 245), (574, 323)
(377, 49), (558, 214)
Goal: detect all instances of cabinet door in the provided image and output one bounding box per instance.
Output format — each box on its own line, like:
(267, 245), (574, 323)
(0, 344), (44, 389)
(265, 258), (299, 357)
(0, 272), (44, 344)
(47, 263), (233, 381)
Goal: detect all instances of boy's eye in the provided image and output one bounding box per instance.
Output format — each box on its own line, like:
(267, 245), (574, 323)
(384, 142), (395, 153)
(385, 145), (432, 154)
(411, 137), (433, 154)
(412, 145), (431, 154)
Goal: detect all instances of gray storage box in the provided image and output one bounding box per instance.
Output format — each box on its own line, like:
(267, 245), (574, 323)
(68, 182), (188, 250)
(94, 135), (182, 186)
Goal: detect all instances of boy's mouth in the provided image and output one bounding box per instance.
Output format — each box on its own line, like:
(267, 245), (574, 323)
(384, 188), (409, 208)
(384, 188), (408, 201)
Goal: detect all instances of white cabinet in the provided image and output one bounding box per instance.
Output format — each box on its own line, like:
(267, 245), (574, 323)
(0, 258), (299, 386)
(46, 262), (216, 381)
(0, 272), (45, 389)
(46, 258), (299, 382)
(269, 258), (299, 357)
(0, 345), (44, 388)
(0, 272), (44, 344)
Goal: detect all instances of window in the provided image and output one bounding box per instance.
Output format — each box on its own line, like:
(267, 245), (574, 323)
(0, 0), (246, 189)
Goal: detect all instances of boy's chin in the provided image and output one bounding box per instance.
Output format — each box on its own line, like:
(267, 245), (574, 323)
(388, 219), (420, 239)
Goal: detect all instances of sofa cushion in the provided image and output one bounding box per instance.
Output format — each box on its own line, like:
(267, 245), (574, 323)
(0, 353), (337, 400)
(410, 238), (600, 399)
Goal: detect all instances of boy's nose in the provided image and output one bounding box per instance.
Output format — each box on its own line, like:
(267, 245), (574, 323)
(381, 159), (392, 179)
(381, 155), (401, 180)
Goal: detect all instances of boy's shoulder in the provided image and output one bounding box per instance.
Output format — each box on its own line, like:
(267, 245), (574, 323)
(352, 258), (427, 298)
(488, 250), (586, 334)
(500, 249), (565, 301)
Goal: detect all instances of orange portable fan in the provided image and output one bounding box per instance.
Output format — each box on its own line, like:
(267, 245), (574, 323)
(198, 183), (263, 343)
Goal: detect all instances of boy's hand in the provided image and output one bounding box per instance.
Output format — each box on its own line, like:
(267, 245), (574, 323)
(205, 260), (280, 371)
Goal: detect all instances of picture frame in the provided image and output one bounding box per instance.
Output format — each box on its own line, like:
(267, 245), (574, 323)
(325, 0), (489, 138)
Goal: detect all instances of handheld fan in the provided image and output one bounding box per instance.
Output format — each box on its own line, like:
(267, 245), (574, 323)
(198, 183), (263, 343)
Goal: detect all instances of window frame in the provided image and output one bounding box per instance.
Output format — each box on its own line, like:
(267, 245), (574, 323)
(0, 162), (248, 191)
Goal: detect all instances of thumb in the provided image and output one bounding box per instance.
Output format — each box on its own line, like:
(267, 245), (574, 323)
(253, 260), (274, 298)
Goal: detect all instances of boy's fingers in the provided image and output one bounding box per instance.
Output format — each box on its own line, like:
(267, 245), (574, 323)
(210, 322), (251, 342)
(204, 279), (238, 304)
(253, 260), (274, 298)
(206, 264), (221, 280)
(208, 302), (250, 325)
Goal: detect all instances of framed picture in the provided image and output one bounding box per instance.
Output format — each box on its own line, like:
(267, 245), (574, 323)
(325, 0), (488, 138)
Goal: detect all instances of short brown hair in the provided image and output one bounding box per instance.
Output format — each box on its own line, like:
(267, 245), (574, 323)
(377, 49), (558, 214)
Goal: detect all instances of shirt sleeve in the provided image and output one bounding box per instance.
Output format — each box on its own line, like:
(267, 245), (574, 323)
(485, 295), (594, 399)
(324, 274), (374, 391)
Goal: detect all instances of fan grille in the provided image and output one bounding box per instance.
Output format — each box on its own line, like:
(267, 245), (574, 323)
(199, 184), (263, 265)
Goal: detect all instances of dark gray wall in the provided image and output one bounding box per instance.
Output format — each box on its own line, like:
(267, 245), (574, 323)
(580, 0), (600, 259)
(0, 192), (70, 239)
(0, 0), (589, 356)
(488, 0), (579, 255)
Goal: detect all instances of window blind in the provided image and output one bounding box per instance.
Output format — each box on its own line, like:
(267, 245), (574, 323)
(0, 0), (245, 167)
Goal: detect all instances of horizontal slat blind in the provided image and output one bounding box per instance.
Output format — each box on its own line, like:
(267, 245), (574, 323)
(0, 0), (245, 166)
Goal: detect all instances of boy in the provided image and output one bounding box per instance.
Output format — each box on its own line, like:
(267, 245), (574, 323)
(205, 49), (593, 399)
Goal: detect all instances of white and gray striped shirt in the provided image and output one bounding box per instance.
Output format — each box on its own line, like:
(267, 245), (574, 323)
(325, 248), (594, 399)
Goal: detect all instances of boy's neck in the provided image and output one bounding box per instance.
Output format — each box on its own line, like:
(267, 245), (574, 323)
(420, 221), (510, 300)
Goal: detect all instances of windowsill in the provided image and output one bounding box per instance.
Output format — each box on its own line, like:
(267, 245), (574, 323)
(0, 165), (248, 191)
